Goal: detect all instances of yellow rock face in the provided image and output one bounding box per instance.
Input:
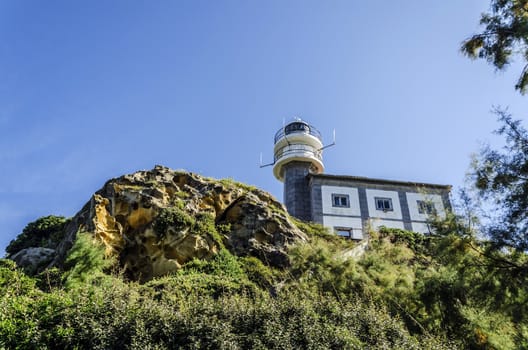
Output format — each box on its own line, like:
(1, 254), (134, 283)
(92, 194), (124, 256)
(63, 165), (307, 282)
(127, 207), (156, 229)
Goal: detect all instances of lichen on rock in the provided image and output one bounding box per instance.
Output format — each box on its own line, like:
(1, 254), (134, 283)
(50, 165), (307, 282)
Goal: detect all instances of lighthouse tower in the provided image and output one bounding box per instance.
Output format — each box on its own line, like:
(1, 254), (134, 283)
(273, 118), (324, 221)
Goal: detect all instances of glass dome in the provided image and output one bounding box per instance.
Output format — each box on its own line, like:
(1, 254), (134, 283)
(274, 120), (322, 144)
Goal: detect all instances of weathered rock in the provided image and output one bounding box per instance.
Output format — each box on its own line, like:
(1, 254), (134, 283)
(51, 165), (307, 282)
(10, 247), (55, 274)
(216, 193), (302, 268)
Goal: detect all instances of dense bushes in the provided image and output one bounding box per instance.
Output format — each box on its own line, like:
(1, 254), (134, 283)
(6, 215), (68, 255)
(1, 215), (526, 349)
(0, 259), (451, 349)
(287, 225), (528, 348)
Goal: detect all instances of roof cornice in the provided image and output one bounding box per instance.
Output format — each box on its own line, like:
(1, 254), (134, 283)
(308, 173), (452, 191)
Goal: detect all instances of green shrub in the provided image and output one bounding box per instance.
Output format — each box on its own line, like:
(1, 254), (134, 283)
(63, 232), (114, 289)
(153, 207), (195, 236)
(216, 222), (231, 235)
(144, 272), (258, 300)
(0, 250), (457, 349)
(291, 218), (329, 237)
(6, 215), (69, 254)
(240, 256), (277, 290)
(0, 258), (38, 296)
(291, 217), (357, 248)
(288, 239), (366, 298)
(183, 249), (245, 281)
(193, 212), (225, 247)
(218, 177), (258, 192)
(36, 267), (64, 292)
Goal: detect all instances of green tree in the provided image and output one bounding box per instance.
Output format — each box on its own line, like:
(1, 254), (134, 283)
(6, 215), (68, 255)
(461, 0), (528, 93)
(471, 108), (528, 253)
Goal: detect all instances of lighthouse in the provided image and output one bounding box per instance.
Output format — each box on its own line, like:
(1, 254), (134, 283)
(266, 117), (451, 237)
(272, 118), (325, 221)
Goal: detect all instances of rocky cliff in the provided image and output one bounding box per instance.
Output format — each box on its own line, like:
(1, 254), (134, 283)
(44, 165), (307, 281)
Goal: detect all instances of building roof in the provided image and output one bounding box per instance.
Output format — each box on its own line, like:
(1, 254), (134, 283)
(308, 173), (452, 191)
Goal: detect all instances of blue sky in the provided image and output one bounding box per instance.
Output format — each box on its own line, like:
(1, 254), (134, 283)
(1, 1), (527, 254)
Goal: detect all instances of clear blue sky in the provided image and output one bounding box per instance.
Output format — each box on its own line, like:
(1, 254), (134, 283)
(1, 1), (527, 254)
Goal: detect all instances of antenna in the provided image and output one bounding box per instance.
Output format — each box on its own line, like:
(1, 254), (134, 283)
(260, 119), (331, 173)
(319, 128), (336, 151)
(260, 152), (275, 168)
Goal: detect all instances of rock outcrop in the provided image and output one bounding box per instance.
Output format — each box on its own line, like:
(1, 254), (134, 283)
(9, 247), (55, 274)
(50, 165), (307, 282)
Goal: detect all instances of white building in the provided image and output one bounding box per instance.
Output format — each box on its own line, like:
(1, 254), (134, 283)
(271, 119), (451, 240)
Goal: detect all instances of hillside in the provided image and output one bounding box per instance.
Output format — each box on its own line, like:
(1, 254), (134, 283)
(1, 166), (526, 349)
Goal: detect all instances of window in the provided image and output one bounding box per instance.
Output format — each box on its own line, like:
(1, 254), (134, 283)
(417, 200), (436, 215)
(285, 122), (310, 135)
(375, 197), (393, 211)
(335, 227), (362, 240)
(335, 227), (352, 239)
(332, 194), (350, 207)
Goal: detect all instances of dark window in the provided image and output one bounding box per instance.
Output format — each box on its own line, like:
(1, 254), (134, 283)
(417, 200), (436, 215)
(375, 197), (393, 211)
(285, 122), (310, 135)
(335, 227), (352, 239)
(332, 194), (350, 207)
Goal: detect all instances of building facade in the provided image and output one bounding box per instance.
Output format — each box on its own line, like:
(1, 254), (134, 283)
(271, 119), (451, 239)
(309, 174), (451, 239)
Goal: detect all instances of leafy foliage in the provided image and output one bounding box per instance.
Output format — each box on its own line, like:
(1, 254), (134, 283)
(193, 212), (225, 247)
(3, 212), (528, 348)
(6, 215), (68, 255)
(182, 249), (245, 281)
(471, 109), (528, 254)
(153, 207), (195, 235)
(0, 255), (453, 349)
(62, 232), (115, 289)
(153, 208), (226, 247)
(217, 177), (258, 192)
(291, 217), (356, 248)
(462, 0), (528, 93)
(289, 221), (528, 348)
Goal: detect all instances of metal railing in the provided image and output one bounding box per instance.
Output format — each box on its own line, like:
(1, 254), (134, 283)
(274, 144), (322, 162)
(274, 123), (322, 144)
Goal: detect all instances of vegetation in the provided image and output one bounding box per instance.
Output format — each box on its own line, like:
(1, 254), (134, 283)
(462, 0), (528, 93)
(6, 215), (68, 255)
(471, 109), (528, 254)
(1, 227), (459, 349)
(217, 177), (258, 193)
(2, 208), (527, 348)
(62, 232), (115, 289)
(462, 6), (528, 342)
(153, 207), (195, 235)
(153, 207), (225, 247)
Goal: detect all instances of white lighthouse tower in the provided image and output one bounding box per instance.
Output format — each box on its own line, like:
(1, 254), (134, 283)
(272, 118), (325, 220)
